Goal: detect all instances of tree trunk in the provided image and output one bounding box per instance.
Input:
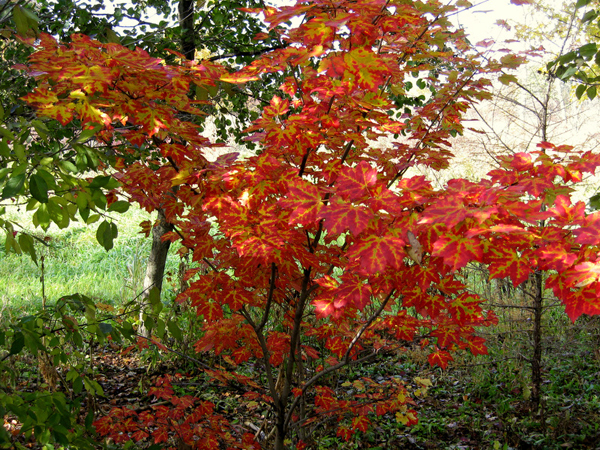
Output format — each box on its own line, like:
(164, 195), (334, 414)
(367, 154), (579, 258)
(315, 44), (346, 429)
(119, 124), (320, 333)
(138, 208), (173, 338)
(530, 270), (544, 411)
(179, 0), (195, 60)
(138, 1), (196, 338)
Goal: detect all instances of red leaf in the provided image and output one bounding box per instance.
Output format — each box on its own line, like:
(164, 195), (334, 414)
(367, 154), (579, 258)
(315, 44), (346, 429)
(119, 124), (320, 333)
(351, 415), (370, 433)
(536, 243), (578, 272)
(562, 284), (600, 322)
(428, 349), (453, 369)
(279, 182), (323, 225)
(197, 300), (223, 322)
(336, 162), (378, 201)
(486, 245), (531, 287)
(343, 48), (390, 90)
(322, 197), (373, 235)
(466, 336), (488, 356)
(347, 234), (406, 274)
(152, 428), (169, 444)
(432, 234), (483, 271)
(336, 426), (355, 441)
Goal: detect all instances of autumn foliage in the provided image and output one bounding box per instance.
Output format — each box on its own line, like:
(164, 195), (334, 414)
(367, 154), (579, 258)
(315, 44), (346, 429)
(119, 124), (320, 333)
(17, 0), (600, 448)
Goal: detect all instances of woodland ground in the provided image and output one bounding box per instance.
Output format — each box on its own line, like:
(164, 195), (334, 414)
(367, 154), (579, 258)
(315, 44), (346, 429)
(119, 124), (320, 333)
(1, 207), (600, 450)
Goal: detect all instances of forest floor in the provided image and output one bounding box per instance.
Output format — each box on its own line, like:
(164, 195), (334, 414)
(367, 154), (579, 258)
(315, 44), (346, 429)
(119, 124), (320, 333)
(3, 321), (600, 450)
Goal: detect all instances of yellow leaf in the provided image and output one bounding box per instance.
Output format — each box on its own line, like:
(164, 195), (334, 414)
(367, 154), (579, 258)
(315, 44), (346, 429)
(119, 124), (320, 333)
(414, 376), (432, 387)
(171, 169), (191, 186)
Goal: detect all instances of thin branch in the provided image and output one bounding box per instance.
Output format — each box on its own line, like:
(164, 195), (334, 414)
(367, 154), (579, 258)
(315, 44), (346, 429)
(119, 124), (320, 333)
(343, 289), (395, 363)
(283, 289), (395, 430)
(257, 263), (278, 332)
(208, 44), (288, 62)
(242, 306), (281, 408)
(283, 350), (378, 429)
(135, 334), (213, 370)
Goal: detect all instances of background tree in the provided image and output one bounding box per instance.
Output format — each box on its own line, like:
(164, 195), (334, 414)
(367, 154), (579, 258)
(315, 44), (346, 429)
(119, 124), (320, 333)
(546, 0), (600, 99)
(0, 0), (282, 325)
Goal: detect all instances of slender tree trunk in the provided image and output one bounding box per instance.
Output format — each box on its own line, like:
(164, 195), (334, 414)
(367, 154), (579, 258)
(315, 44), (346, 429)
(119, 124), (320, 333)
(138, 208), (173, 337)
(179, 0), (195, 60)
(530, 270), (544, 411)
(138, 1), (196, 337)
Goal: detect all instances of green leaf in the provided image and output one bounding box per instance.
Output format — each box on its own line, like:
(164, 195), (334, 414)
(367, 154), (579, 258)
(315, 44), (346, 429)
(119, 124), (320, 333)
(576, 84), (587, 99)
(47, 198), (69, 228)
(107, 200), (130, 213)
(559, 66), (579, 80)
(58, 160), (78, 173)
(587, 85), (597, 100)
(196, 85), (208, 101)
(167, 320), (183, 341)
(10, 332), (25, 355)
(103, 177), (121, 190)
(2, 173), (26, 199)
(32, 120), (49, 139)
(91, 189), (107, 210)
(18, 234), (37, 265)
(35, 169), (57, 190)
(148, 286), (160, 306)
(96, 220), (117, 251)
(143, 315), (155, 333)
(120, 320), (135, 340)
(79, 207), (90, 222)
(29, 174), (49, 203)
(589, 193), (600, 210)
(156, 318), (165, 339)
(579, 42), (597, 59)
(34, 203), (50, 230)
(13, 144), (25, 162)
(86, 213), (100, 224)
(72, 376), (83, 394)
(105, 28), (121, 43)
(73, 331), (83, 348)
(0, 139), (9, 158)
(84, 409), (95, 430)
(12, 5), (32, 37)
(19, 5), (40, 23)
(0, 167), (10, 183)
(581, 9), (598, 23)
(89, 175), (111, 189)
(75, 192), (89, 210)
(6, 231), (21, 255)
(576, 0), (591, 8)
(207, 82), (219, 97)
(98, 322), (112, 335)
(0, 127), (15, 140)
(76, 123), (103, 143)
(556, 51), (577, 65)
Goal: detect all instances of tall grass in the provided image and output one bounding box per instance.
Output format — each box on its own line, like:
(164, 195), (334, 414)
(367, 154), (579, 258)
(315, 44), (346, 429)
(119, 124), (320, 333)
(0, 205), (181, 314)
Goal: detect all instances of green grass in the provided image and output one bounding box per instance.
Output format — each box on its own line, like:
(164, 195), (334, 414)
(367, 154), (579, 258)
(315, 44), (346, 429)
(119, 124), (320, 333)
(0, 205), (181, 314)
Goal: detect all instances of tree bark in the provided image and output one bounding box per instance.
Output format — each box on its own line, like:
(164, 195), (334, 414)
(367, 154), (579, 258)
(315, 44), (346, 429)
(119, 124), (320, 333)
(179, 0), (195, 60)
(138, 208), (174, 337)
(138, 1), (196, 338)
(530, 270), (544, 411)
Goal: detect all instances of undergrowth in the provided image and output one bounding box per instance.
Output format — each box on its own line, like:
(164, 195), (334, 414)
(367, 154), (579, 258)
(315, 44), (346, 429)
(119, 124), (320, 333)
(1, 207), (600, 449)
(0, 207), (181, 314)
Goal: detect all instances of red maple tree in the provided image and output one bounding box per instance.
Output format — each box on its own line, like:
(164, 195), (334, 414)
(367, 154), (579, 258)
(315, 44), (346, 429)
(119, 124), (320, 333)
(19, 0), (600, 448)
